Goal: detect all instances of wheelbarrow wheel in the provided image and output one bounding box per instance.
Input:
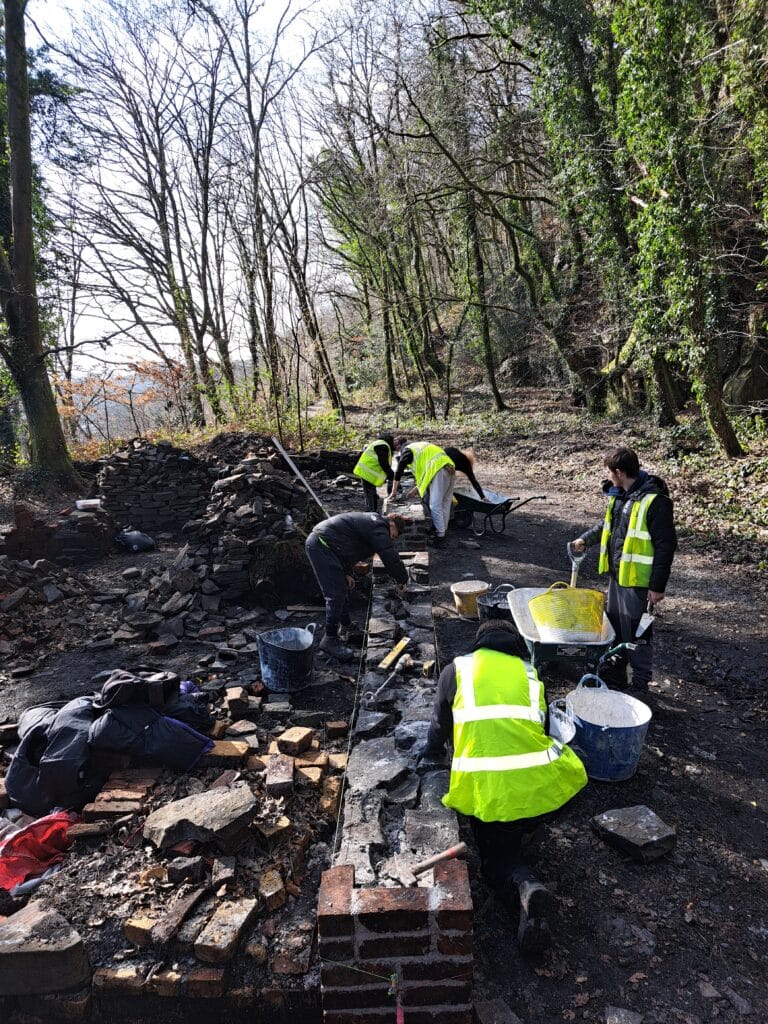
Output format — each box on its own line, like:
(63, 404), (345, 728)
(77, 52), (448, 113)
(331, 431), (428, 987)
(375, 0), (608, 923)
(454, 509), (473, 530)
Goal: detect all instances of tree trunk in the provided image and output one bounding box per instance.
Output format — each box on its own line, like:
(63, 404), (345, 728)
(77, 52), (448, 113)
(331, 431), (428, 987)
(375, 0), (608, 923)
(649, 353), (678, 427)
(0, 0), (80, 485)
(466, 194), (506, 411)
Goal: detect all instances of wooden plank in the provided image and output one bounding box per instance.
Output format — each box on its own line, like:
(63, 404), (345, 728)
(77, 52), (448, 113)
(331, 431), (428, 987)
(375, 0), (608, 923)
(378, 637), (411, 670)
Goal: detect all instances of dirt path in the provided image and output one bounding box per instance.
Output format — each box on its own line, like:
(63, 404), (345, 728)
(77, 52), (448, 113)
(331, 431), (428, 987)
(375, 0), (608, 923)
(427, 438), (768, 1023)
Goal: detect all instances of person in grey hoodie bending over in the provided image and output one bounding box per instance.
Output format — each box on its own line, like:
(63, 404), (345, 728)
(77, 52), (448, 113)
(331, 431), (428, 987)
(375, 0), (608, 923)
(305, 512), (410, 661)
(570, 447), (677, 691)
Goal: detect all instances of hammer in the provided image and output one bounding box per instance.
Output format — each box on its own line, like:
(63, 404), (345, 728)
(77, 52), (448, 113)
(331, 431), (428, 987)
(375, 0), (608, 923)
(391, 842), (468, 885)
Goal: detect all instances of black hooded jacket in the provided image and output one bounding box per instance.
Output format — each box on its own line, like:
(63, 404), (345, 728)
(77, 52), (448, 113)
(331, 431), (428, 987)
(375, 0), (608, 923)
(580, 470), (677, 593)
(424, 626), (536, 756)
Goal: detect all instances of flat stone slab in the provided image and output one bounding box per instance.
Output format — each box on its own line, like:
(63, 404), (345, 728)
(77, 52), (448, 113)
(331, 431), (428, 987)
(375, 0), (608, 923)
(592, 805), (676, 862)
(346, 736), (410, 793)
(0, 901), (91, 995)
(143, 781), (258, 850)
(605, 1009), (644, 1024)
(404, 807), (460, 854)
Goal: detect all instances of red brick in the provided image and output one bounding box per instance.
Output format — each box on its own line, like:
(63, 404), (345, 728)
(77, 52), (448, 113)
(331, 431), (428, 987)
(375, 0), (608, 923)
(186, 966), (225, 998)
(317, 937), (355, 961)
(400, 958), (472, 983)
(147, 969), (183, 997)
(82, 800), (141, 821)
(437, 931), (473, 956)
(324, 1012), (394, 1024)
(277, 726), (314, 755)
(355, 886), (429, 933)
(435, 907), (473, 931)
(319, 776), (343, 819)
(358, 934), (430, 959)
(400, 981), (472, 1006)
(321, 984), (394, 1010)
(194, 898), (258, 963)
(318, 866), (354, 938)
(395, 1012), (472, 1024)
(199, 740), (250, 767)
(433, 860), (472, 910)
(92, 966), (145, 993)
(321, 961), (396, 988)
(96, 787), (146, 802)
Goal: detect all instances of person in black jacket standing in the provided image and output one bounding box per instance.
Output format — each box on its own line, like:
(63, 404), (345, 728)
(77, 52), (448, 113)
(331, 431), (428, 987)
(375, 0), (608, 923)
(570, 447), (677, 691)
(305, 512), (410, 660)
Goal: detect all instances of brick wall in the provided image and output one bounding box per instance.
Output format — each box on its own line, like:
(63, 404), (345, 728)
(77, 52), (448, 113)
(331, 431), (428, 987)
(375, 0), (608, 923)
(318, 862), (473, 1024)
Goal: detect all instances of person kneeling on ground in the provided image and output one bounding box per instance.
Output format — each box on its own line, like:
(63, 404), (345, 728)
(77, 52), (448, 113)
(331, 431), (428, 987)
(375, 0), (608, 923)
(418, 619), (587, 953)
(305, 511), (410, 661)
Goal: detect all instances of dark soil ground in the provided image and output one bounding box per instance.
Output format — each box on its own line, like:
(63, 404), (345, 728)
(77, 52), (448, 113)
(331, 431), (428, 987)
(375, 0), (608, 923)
(2, 390), (767, 1023)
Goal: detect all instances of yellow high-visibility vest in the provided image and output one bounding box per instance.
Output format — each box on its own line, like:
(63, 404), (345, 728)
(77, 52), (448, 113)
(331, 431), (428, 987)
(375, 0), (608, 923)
(353, 439), (392, 487)
(443, 649), (587, 822)
(408, 442), (454, 497)
(598, 493), (657, 587)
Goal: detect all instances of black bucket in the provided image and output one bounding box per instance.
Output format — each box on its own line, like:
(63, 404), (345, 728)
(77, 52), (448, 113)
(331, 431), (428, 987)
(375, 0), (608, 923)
(476, 584), (516, 624)
(257, 623), (317, 693)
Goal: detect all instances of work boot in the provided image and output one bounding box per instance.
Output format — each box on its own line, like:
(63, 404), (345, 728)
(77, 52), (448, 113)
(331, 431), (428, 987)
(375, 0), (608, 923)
(429, 535), (446, 548)
(339, 625), (365, 646)
(319, 636), (356, 661)
(516, 877), (554, 956)
(598, 653), (627, 689)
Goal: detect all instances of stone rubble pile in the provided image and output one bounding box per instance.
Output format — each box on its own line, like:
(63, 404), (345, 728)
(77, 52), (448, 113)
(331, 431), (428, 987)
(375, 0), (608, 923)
(0, 677), (351, 1020)
(0, 555), (99, 670)
(0, 505), (114, 566)
(96, 440), (214, 533)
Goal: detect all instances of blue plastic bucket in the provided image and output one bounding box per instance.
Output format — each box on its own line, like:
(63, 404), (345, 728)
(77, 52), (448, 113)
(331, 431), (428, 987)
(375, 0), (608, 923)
(257, 623), (316, 693)
(566, 677), (652, 782)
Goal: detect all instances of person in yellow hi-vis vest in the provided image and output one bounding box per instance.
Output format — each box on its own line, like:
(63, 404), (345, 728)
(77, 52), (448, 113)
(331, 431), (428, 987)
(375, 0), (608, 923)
(388, 440), (455, 546)
(418, 619), (587, 954)
(570, 447), (677, 692)
(352, 434), (399, 513)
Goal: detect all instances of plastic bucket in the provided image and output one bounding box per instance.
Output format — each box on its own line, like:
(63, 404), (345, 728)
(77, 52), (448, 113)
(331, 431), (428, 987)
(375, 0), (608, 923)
(257, 623), (316, 693)
(450, 580), (490, 619)
(566, 677), (652, 781)
(477, 584), (515, 624)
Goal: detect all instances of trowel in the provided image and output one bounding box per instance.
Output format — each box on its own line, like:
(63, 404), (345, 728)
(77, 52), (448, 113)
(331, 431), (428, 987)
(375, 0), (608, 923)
(635, 601), (655, 639)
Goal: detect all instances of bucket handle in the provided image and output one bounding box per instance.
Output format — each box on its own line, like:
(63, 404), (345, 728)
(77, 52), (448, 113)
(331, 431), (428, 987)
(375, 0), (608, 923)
(305, 622), (317, 639)
(550, 696), (575, 717)
(491, 584), (516, 596)
(546, 581), (571, 592)
(576, 675), (608, 691)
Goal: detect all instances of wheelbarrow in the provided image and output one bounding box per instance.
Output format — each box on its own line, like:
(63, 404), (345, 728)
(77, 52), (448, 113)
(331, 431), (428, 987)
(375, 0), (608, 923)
(452, 488), (546, 537)
(507, 586), (615, 673)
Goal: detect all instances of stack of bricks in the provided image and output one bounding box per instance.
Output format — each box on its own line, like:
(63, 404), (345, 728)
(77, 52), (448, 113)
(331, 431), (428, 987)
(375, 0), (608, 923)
(97, 440), (213, 533)
(318, 862), (473, 1024)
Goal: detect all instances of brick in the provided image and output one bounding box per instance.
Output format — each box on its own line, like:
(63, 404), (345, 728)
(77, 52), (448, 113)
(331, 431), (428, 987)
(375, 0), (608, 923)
(318, 865), (354, 937)
(96, 788), (146, 803)
(401, 981), (472, 1006)
(151, 886), (208, 946)
(211, 769), (241, 788)
(82, 800), (141, 821)
(297, 765), (323, 787)
(295, 749), (329, 769)
(147, 969), (183, 997)
(194, 898), (258, 963)
(244, 938), (268, 964)
(272, 947), (312, 975)
(175, 898), (215, 949)
(401, 958), (472, 983)
(254, 815), (292, 843)
(322, 984), (393, 1010)
(211, 856), (237, 889)
(68, 822), (109, 841)
(0, 901), (91, 996)
(92, 966), (145, 993)
(18, 987), (91, 1019)
(259, 869), (286, 911)
(321, 962), (395, 988)
(319, 776), (344, 820)
(326, 720), (349, 738)
(210, 720), (229, 739)
(395, 1012), (472, 1024)
(0, 778), (9, 810)
(358, 934), (431, 958)
(186, 966), (225, 998)
(277, 726), (314, 755)
(355, 887), (429, 933)
(434, 861), (472, 910)
(437, 931), (473, 956)
(247, 754), (268, 771)
(328, 752), (348, 771)
(317, 937), (355, 961)
(266, 753), (294, 797)
(123, 915), (156, 947)
(199, 740), (250, 767)
(107, 768), (160, 788)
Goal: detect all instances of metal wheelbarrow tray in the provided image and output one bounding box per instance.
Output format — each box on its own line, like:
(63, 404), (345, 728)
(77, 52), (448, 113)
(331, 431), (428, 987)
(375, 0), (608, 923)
(452, 488), (546, 537)
(507, 587), (615, 672)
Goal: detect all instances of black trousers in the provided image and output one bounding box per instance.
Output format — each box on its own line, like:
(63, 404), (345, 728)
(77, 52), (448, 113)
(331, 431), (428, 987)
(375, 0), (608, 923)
(362, 480), (379, 512)
(304, 534), (351, 638)
(468, 798), (576, 891)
